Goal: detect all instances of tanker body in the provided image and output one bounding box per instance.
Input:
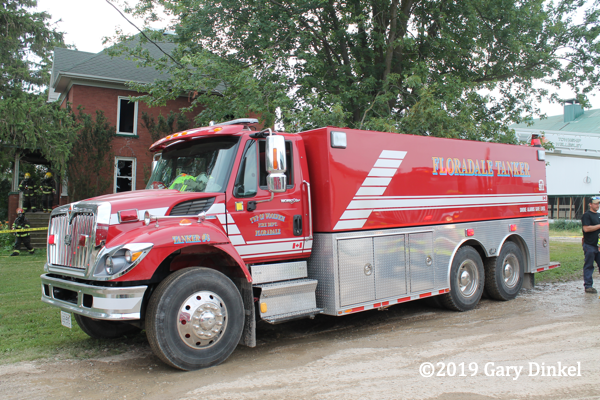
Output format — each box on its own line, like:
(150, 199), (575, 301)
(41, 119), (559, 370)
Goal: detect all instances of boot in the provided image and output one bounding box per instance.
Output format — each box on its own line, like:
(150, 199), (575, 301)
(10, 251), (19, 256)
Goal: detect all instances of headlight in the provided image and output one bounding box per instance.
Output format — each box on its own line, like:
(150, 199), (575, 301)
(105, 256), (114, 274)
(94, 243), (153, 280)
(124, 250), (132, 263)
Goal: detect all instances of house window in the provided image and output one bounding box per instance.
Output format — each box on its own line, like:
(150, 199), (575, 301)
(114, 157), (136, 193)
(117, 97), (138, 135)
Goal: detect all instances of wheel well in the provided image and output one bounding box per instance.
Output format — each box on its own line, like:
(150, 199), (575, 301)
(461, 239), (487, 261)
(500, 234), (530, 272)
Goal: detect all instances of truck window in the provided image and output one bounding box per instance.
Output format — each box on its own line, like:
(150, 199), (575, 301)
(146, 137), (239, 192)
(233, 141), (258, 198)
(259, 140), (293, 188)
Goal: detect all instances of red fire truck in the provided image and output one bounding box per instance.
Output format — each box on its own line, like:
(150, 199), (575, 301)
(41, 119), (559, 370)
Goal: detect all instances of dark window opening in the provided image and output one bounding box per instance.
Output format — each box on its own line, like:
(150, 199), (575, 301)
(119, 99), (136, 134)
(116, 159), (133, 192)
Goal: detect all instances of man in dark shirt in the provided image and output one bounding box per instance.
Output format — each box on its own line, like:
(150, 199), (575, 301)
(581, 196), (600, 293)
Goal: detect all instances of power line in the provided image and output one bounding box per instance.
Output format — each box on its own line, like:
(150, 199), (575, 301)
(104, 0), (183, 68)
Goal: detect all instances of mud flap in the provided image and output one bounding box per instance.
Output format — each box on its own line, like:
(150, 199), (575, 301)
(234, 278), (256, 347)
(523, 273), (535, 289)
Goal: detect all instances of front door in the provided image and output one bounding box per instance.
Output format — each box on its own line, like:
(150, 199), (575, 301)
(226, 138), (307, 262)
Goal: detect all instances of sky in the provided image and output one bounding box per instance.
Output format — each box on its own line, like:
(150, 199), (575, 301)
(36, 0), (600, 119)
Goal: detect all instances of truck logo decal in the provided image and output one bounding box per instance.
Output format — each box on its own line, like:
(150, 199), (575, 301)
(432, 157), (530, 177)
(334, 150), (406, 230)
(172, 233), (211, 244)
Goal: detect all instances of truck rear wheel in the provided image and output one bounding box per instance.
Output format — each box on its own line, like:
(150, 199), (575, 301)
(484, 241), (524, 301)
(145, 267), (244, 371)
(74, 314), (141, 339)
(440, 246), (484, 312)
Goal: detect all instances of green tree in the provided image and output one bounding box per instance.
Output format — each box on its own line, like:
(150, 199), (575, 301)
(0, 0), (78, 175)
(67, 108), (115, 202)
(117, 0), (600, 141)
(141, 110), (191, 143)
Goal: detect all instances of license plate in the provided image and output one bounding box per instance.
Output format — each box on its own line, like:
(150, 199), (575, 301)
(61, 311), (72, 328)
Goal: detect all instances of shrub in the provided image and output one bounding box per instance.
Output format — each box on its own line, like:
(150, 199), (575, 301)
(551, 219), (582, 231)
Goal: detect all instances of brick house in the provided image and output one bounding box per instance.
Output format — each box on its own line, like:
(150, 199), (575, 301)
(47, 39), (200, 199)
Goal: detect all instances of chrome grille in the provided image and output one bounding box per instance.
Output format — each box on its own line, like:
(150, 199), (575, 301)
(48, 212), (96, 270)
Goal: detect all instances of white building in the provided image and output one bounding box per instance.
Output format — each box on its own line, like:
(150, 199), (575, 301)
(511, 100), (600, 219)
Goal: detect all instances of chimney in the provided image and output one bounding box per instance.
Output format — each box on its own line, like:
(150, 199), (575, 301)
(564, 99), (583, 122)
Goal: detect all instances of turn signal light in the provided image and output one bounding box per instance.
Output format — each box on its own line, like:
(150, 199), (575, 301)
(465, 228), (475, 237)
(509, 224), (517, 232)
(118, 209), (139, 223)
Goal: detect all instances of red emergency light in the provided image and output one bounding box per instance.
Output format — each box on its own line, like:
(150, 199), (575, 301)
(509, 224), (517, 232)
(465, 228), (475, 237)
(48, 234), (55, 245)
(530, 134), (542, 147)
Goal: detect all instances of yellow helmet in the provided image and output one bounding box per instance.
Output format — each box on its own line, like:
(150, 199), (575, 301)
(45, 172), (52, 178)
(24, 173), (31, 179)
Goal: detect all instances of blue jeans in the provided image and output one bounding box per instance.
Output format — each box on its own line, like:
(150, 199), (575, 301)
(582, 243), (600, 288)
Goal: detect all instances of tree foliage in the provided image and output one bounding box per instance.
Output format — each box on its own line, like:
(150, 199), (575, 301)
(67, 108), (115, 202)
(140, 110), (191, 143)
(118, 0), (600, 141)
(0, 0), (77, 175)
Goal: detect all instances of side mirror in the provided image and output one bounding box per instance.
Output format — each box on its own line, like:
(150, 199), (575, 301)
(265, 135), (287, 193)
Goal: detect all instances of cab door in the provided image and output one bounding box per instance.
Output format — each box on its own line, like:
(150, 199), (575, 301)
(226, 137), (307, 262)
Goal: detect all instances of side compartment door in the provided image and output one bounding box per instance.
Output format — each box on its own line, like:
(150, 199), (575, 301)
(409, 232), (434, 293)
(338, 237), (375, 306)
(374, 235), (407, 298)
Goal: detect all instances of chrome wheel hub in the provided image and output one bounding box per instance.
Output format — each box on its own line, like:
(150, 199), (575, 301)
(502, 254), (520, 288)
(458, 260), (478, 298)
(178, 291), (227, 349)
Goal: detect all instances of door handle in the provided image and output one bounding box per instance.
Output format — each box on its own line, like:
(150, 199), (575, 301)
(293, 215), (302, 236)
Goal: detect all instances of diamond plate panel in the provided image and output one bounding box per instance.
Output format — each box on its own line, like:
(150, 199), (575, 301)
(535, 221), (550, 267)
(338, 237), (375, 307)
(409, 232), (434, 292)
(306, 233), (339, 314)
(257, 279), (318, 318)
(374, 235), (407, 298)
(307, 217), (540, 315)
(250, 261), (307, 284)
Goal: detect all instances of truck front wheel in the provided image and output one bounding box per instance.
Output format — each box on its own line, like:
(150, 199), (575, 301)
(484, 241), (524, 301)
(145, 267), (244, 371)
(441, 246), (484, 312)
(74, 314), (141, 339)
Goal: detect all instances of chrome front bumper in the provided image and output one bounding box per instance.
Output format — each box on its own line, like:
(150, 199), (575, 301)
(41, 274), (147, 320)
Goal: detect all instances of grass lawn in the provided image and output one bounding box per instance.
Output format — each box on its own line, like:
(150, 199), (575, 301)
(0, 239), (585, 365)
(0, 249), (146, 365)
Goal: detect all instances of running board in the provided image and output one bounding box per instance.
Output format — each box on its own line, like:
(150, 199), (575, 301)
(262, 308), (324, 324)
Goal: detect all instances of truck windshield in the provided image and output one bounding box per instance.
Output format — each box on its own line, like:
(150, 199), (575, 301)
(146, 137), (240, 192)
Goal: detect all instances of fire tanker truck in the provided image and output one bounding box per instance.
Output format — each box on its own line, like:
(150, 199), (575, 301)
(41, 119), (559, 370)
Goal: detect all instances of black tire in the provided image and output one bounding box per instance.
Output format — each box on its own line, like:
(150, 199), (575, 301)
(145, 267), (244, 371)
(74, 314), (141, 339)
(440, 246), (485, 311)
(484, 241), (524, 301)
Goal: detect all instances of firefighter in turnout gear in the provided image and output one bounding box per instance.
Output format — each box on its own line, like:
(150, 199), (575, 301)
(40, 172), (56, 213)
(19, 173), (37, 212)
(11, 208), (34, 256)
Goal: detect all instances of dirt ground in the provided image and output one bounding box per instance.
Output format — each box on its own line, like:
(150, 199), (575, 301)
(1, 278), (599, 400)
